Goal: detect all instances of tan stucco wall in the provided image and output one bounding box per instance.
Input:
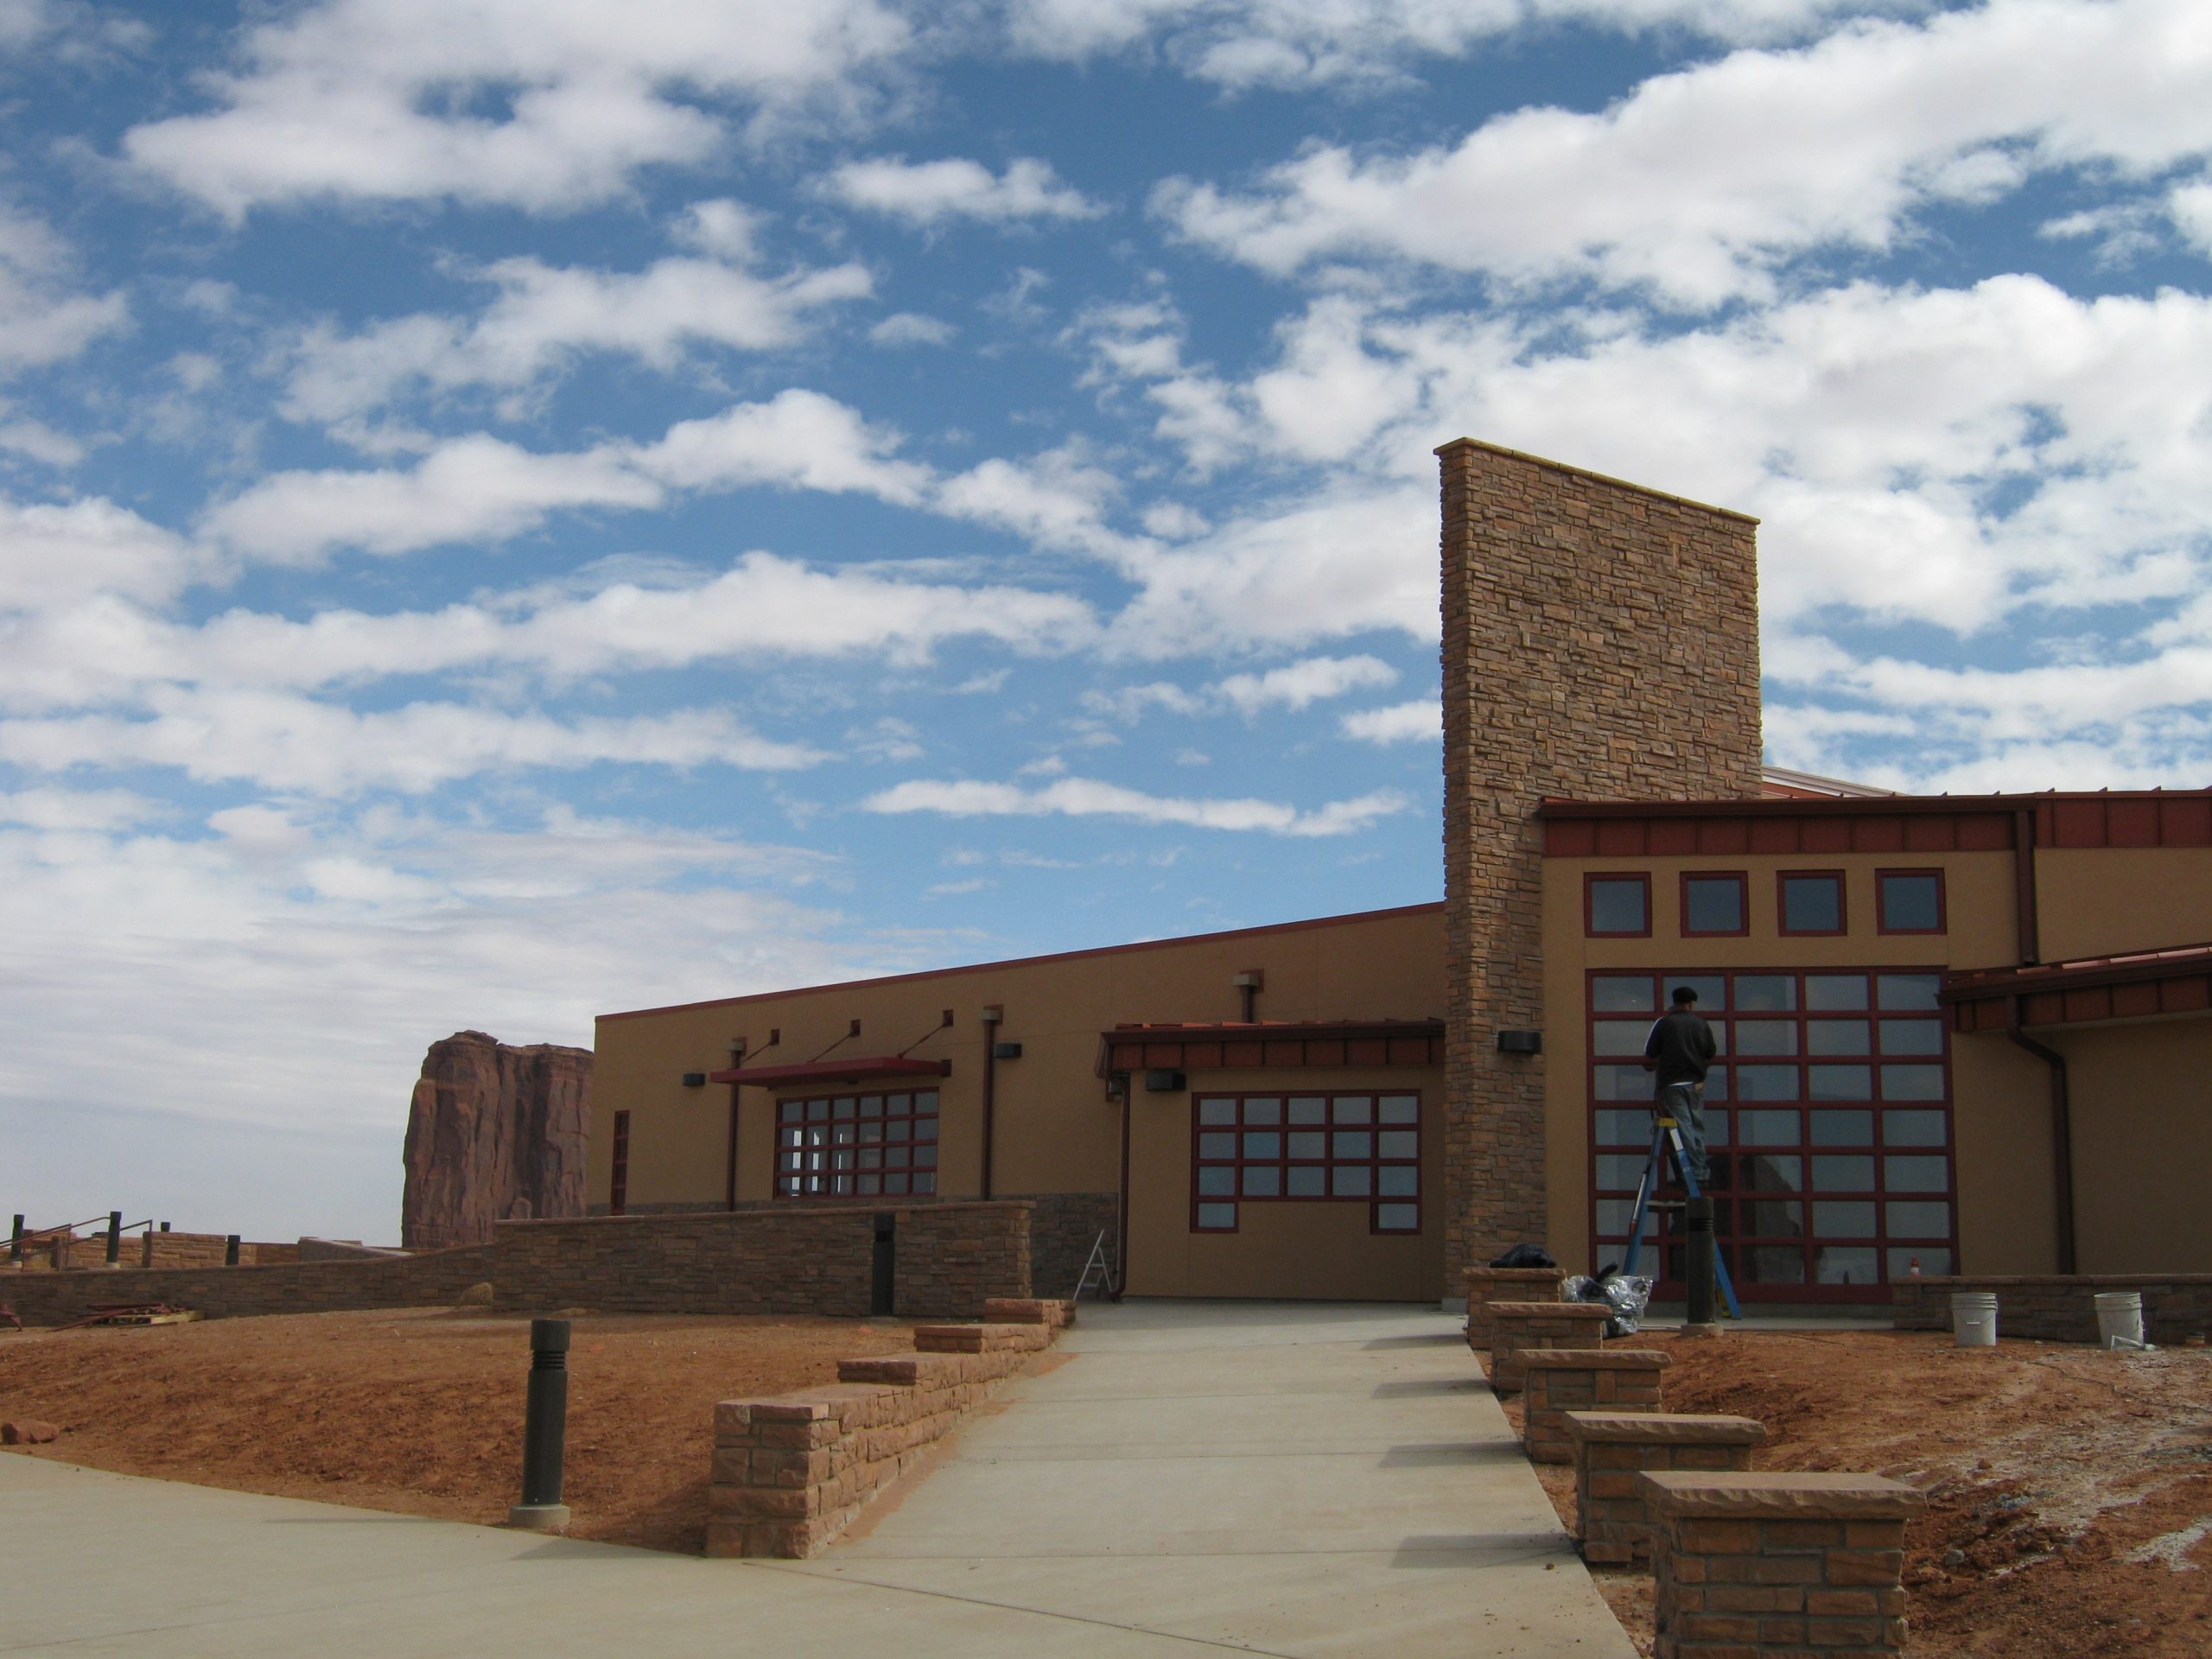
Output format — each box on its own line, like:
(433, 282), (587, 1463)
(590, 906), (1449, 1300)
(2043, 1015), (2212, 1273)
(2036, 848), (2212, 962)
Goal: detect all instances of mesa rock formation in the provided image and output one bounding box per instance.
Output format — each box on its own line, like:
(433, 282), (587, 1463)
(401, 1031), (591, 1250)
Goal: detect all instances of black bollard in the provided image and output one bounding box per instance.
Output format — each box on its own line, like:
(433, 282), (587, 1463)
(1685, 1197), (1717, 1327)
(224, 1234), (240, 1266)
(105, 1211), (122, 1268)
(508, 1318), (572, 1531)
(9, 1214), (22, 1266)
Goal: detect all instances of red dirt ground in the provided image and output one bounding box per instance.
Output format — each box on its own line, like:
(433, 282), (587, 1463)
(1510, 1328), (2212, 1658)
(0, 1307), (919, 1553)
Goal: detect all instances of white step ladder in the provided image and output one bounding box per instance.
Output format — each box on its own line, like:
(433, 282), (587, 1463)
(1072, 1230), (1120, 1302)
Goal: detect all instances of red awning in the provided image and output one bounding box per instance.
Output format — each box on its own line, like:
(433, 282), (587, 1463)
(707, 1056), (952, 1088)
(1943, 942), (2212, 1032)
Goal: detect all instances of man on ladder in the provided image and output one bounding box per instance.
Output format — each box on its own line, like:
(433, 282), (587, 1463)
(1624, 984), (1740, 1320)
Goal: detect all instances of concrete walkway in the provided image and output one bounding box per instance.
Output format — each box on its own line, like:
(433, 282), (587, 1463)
(0, 1300), (1633, 1657)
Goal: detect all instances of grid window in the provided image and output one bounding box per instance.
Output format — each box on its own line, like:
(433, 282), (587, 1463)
(1878, 870), (1946, 934)
(1587, 874), (1651, 937)
(1779, 871), (1847, 936)
(1192, 1090), (1420, 1233)
(1681, 872), (1748, 937)
(1587, 969), (1954, 1301)
(775, 1090), (938, 1199)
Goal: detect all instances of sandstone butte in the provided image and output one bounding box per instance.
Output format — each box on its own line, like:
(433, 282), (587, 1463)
(400, 1031), (591, 1250)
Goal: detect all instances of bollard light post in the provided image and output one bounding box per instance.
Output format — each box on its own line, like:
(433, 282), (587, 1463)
(1685, 1197), (1717, 1328)
(507, 1318), (572, 1532)
(224, 1234), (240, 1266)
(9, 1214), (22, 1267)
(105, 1211), (122, 1268)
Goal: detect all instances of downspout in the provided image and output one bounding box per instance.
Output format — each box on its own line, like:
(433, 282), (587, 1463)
(724, 1041), (744, 1211)
(979, 1005), (1003, 1199)
(1116, 1077), (1132, 1290)
(2005, 997), (2077, 1275)
(2012, 806), (2040, 965)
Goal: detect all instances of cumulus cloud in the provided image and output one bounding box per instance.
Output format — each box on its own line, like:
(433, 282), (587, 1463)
(1214, 654), (1397, 714)
(1340, 698), (1440, 744)
(1157, 0), (2212, 305)
(869, 312), (957, 346)
(0, 202), (127, 372)
(826, 156), (1101, 225)
(123, 0), (911, 217)
(863, 773), (1410, 836)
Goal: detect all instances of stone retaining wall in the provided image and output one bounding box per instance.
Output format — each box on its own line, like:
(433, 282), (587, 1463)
(1018, 1192), (1118, 1302)
(1485, 1300), (1614, 1394)
(707, 1300), (1071, 1558)
(1464, 1266), (1564, 1349)
(1893, 1274), (2212, 1344)
(0, 1244), (497, 1325)
(1521, 1349), (1667, 1463)
(1564, 1411), (1764, 1564)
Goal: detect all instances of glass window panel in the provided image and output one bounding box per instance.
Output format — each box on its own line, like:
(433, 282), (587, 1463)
(1704, 1066), (1729, 1103)
(1378, 1096), (1419, 1124)
(1885, 1154), (1949, 1193)
(1589, 877), (1648, 933)
(832, 1149), (855, 1170)
(1736, 1109), (1797, 1147)
(1199, 1132), (1237, 1160)
(1881, 1065), (1946, 1102)
(1815, 1245), (1879, 1285)
(1377, 1166), (1418, 1197)
(913, 1116), (938, 1141)
(779, 1101), (803, 1122)
(856, 1173), (880, 1195)
(1377, 1129), (1418, 1159)
(1705, 1109), (1731, 1147)
(1886, 1200), (1950, 1236)
(1806, 1020), (1871, 1056)
(858, 1122), (883, 1144)
(833, 1096), (857, 1117)
(1196, 1202), (1236, 1230)
(885, 1173), (910, 1195)
(912, 1093), (936, 1113)
(913, 1143), (936, 1168)
(1733, 1020), (1797, 1056)
(1744, 1198), (1803, 1236)
(1669, 975), (1726, 1010)
(884, 1145), (910, 1169)
(1332, 1096), (1373, 1125)
(1243, 1131), (1281, 1160)
(912, 1172), (936, 1195)
(1198, 1097), (1237, 1126)
(1735, 1065), (1800, 1101)
(1242, 1166), (1281, 1197)
(1808, 1065), (1873, 1101)
(1806, 975), (1870, 1011)
(1810, 1109), (1874, 1147)
(1592, 1020), (1651, 1056)
(1332, 1166), (1372, 1197)
(1709, 1022), (1729, 1057)
(1734, 975), (1797, 1012)
(1332, 1130), (1372, 1160)
(833, 1123), (855, 1146)
(1243, 1097), (1282, 1126)
(1740, 1154), (1802, 1192)
(858, 1148), (880, 1170)
(1878, 974), (1942, 1011)
(779, 1151), (802, 1172)
(1882, 1109), (1948, 1147)
(1890, 1247), (1951, 1277)
(1376, 1203), (1420, 1231)
(1879, 873), (1942, 931)
(1782, 874), (1843, 932)
(807, 1100), (830, 1122)
(1287, 1131), (1326, 1160)
(1878, 1020), (1943, 1057)
(1287, 1096), (1329, 1124)
(1594, 1109), (1649, 1145)
(1741, 1244), (1807, 1284)
(1594, 1198), (1637, 1236)
(1813, 1201), (1877, 1237)
(1286, 1166), (1326, 1197)
(1592, 976), (1656, 1013)
(1595, 1154), (1649, 1188)
(860, 1096), (885, 1118)
(1684, 874), (1745, 933)
(1812, 1154), (1875, 1191)
(1595, 1064), (1656, 1101)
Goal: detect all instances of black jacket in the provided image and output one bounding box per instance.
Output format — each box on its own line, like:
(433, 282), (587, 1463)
(1644, 1009), (1717, 1087)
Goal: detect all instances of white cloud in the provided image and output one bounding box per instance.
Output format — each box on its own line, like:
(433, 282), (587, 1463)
(863, 773), (1410, 836)
(0, 201), (127, 372)
(123, 0), (911, 218)
(0, 496), (213, 612)
(1214, 653), (1397, 714)
(934, 443), (1141, 557)
(826, 156), (1101, 226)
(0, 785), (158, 831)
(1157, 0), (2212, 305)
(1340, 697), (1440, 744)
(631, 389), (931, 504)
(870, 312), (957, 346)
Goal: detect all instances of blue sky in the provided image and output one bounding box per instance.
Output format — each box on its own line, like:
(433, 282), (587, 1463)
(3, 0), (2209, 1243)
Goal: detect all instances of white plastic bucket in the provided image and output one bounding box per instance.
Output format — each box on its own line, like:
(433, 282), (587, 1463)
(1951, 1290), (1999, 1347)
(2094, 1291), (2145, 1348)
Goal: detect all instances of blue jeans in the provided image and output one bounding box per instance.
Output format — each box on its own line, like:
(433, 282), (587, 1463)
(1655, 1082), (1709, 1186)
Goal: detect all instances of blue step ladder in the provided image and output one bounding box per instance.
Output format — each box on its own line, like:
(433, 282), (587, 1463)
(1619, 1115), (1742, 1319)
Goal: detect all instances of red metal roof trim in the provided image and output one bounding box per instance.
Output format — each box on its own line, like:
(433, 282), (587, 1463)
(707, 1056), (953, 1088)
(1096, 1020), (1445, 1077)
(1942, 943), (2212, 1033)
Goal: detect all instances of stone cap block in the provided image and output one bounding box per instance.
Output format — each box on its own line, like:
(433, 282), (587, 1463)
(1564, 1411), (1764, 1446)
(1524, 1348), (1670, 1372)
(1464, 1266), (1564, 1283)
(1488, 1300), (1611, 1319)
(1640, 1471), (1926, 1521)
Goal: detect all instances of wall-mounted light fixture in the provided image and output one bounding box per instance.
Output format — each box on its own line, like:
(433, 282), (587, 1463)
(1144, 1068), (1187, 1092)
(992, 1041), (1023, 1059)
(1496, 1029), (1542, 1055)
(681, 1072), (708, 1088)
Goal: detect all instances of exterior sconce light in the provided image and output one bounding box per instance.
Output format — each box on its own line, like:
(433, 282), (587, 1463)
(681, 1072), (708, 1087)
(1495, 1030), (1542, 1055)
(992, 1041), (1023, 1059)
(1144, 1069), (1187, 1092)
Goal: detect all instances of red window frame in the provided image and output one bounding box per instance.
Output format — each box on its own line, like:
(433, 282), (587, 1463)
(1777, 869), (1847, 937)
(1876, 868), (1947, 935)
(1190, 1090), (1421, 1236)
(1585, 872), (1652, 938)
(1680, 870), (1749, 938)
(773, 1089), (940, 1200)
(609, 1109), (631, 1216)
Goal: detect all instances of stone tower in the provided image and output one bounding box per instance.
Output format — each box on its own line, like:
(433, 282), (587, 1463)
(1437, 439), (1764, 1271)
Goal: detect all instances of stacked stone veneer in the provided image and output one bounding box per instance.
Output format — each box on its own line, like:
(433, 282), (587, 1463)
(709, 1298), (1071, 1558)
(1464, 1265), (1563, 1349)
(1484, 1299), (1614, 1392)
(1521, 1349), (1668, 1462)
(1893, 1274), (2212, 1344)
(1565, 1412), (1764, 1563)
(1438, 440), (1762, 1270)
(0, 1245), (498, 1325)
(1643, 1471), (1923, 1658)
